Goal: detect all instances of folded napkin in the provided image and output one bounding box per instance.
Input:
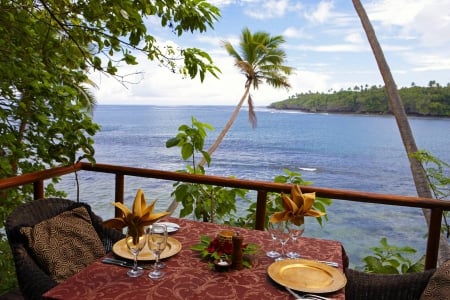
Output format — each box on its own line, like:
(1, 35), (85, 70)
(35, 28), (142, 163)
(103, 189), (169, 237)
(270, 185), (325, 226)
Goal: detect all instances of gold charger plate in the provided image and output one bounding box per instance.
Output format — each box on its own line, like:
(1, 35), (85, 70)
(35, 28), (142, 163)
(112, 237), (182, 261)
(268, 259), (347, 293)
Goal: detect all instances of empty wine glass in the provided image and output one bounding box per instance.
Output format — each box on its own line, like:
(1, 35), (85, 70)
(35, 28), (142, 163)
(266, 218), (281, 259)
(286, 221), (305, 259)
(271, 221), (290, 261)
(156, 258), (166, 269)
(147, 224), (168, 279)
(125, 229), (147, 277)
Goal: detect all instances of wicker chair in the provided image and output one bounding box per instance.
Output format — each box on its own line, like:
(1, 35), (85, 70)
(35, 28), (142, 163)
(344, 268), (436, 300)
(5, 198), (123, 300)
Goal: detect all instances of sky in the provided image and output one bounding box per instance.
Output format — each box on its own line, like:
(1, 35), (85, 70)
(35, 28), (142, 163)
(93, 0), (450, 106)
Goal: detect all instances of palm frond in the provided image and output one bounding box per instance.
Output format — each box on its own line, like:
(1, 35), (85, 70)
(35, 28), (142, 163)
(222, 27), (294, 126)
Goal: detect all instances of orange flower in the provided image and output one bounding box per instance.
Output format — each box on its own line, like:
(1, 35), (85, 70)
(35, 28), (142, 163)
(270, 185), (325, 225)
(103, 189), (169, 236)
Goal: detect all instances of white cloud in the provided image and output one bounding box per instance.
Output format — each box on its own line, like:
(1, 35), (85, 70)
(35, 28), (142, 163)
(93, 50), (249, 106)
(282, 27), (310, 39)
(304, 1), (334, 24)
(244, 0), (291, 19)
(344, 32), (365, 44)
(291, 43), (366, 53)
(207, 0), (237, 6)
(366, 0), (450, 46)
(407, 53), (450, 72)
(366, 0), (427, 26)
(289, 70), (331, 94)
(196, 34), (240, 49)
(406, 1), (450, 47)
(92, 45), (302, 106)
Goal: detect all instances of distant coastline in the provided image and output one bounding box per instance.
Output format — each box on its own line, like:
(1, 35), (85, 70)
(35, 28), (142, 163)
(267, 106), (450, 118)
(269, 84), (450, 118)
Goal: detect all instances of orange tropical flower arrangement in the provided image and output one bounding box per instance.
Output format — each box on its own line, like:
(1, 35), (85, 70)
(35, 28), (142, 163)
(270, 185), (325, 225)
(103, 189), (170, 240)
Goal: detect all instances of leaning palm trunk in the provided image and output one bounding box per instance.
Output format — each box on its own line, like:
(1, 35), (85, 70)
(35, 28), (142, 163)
(198, 84), (251, 167)
(352, 0), (450, 264)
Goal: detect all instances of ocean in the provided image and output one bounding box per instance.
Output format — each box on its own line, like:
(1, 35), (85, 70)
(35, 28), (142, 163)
(58, 105), (450, 266)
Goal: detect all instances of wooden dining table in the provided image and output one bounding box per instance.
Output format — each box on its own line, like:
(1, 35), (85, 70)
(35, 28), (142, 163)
(43, 217), (348, 300)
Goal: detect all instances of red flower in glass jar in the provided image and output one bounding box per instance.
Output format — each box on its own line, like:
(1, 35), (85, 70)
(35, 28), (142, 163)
(207, 237), (233, 256)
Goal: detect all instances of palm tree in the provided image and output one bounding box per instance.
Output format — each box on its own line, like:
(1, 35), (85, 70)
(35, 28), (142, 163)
(352, 0), (450, 264)
(199, 28), (293, 167)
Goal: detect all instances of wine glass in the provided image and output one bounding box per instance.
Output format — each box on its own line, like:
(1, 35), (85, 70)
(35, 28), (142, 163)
(271, 221), (290, 261)
(286, 221), (305, 259)
(266, 218), (281, 259)
(147, 224), (168, 279)
(125, 228), (147, 277)
(154, 224), (167, 270)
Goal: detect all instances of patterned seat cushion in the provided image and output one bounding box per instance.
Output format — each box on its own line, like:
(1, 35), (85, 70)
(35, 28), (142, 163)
(420, 260), (450, 300)
(20, 205), (106, 283)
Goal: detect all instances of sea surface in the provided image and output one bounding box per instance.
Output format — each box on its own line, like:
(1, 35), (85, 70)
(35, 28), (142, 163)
(57, 105), (450, 266)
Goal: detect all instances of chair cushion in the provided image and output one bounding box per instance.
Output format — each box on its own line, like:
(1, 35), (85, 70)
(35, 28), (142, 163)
(20, 205), (106, 283)
(420, 260), (450, 300)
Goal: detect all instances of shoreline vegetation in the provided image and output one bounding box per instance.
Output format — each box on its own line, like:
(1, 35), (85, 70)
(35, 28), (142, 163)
(269, 82), (450, 117)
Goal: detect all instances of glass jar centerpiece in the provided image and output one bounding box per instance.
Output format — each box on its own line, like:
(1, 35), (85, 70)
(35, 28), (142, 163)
(192, 230), (260, 271)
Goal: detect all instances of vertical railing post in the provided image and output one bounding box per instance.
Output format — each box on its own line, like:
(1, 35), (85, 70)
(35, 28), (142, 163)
(114, 173), (125, 218)
(425, 208), (443, 270)
(33, 180), (44, 200)
(255, 190), (267, 231)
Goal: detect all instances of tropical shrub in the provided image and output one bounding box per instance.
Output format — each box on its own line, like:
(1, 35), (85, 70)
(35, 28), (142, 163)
(360, 237), (425, 274)
(166, 117), (249, 223)
(167, 118), (330, 227)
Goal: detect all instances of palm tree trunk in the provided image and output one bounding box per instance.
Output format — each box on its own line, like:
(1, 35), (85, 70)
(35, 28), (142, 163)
(198, 84), (252, 167)
(352, 0), (449, 264)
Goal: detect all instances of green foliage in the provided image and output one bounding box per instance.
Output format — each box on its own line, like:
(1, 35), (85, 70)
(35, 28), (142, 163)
(359, 151), (447, 274)
(167, 117), (248, 222)
(166, 117), (213, 169)
(1, 0), (222, 197)
(410, 150), (450, 201)
(0, 0), (220, 81)
(270, 84), (450, 117)
(0, 1), (222, 294)
(223, 28), (294, 91)
(0, 233), (17, 296)
(191, 235), (217, 260)
(410, 150), (450, 236)
(360, 238), (425, 274)
(219, 27), (293, 130)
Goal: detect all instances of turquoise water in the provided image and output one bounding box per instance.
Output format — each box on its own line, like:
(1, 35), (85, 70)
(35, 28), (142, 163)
(58, 105), (450, 266)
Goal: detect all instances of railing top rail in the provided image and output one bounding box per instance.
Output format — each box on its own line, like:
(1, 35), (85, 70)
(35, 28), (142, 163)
(1, 162), (449, 210)
(0, 163), (82, 189)
(80, 163), (450, 210)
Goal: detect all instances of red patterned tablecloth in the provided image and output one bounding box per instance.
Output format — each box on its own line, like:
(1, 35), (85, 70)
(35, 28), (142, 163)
(43, 217), (347, 300)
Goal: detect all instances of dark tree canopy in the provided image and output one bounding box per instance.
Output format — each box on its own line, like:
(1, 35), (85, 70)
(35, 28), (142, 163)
(0, 0), (221, 206)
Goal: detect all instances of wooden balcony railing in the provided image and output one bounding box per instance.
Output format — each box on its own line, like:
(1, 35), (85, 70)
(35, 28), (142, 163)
(1, 161), (449, 270)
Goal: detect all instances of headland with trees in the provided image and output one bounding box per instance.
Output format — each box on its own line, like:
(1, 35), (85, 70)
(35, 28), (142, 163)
(269, 81), (450, 117)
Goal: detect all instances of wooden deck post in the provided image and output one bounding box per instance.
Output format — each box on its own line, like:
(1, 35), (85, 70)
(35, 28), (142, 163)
(425, 208), (443, 270)
(255, 190), (267, 231)
(33, 180), (44, 200)
(114, 173), (124, 218)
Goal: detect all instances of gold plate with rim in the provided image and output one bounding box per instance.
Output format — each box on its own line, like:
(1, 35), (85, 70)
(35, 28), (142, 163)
(112, 237), (182, 261)
(268, 259), (347, 293)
